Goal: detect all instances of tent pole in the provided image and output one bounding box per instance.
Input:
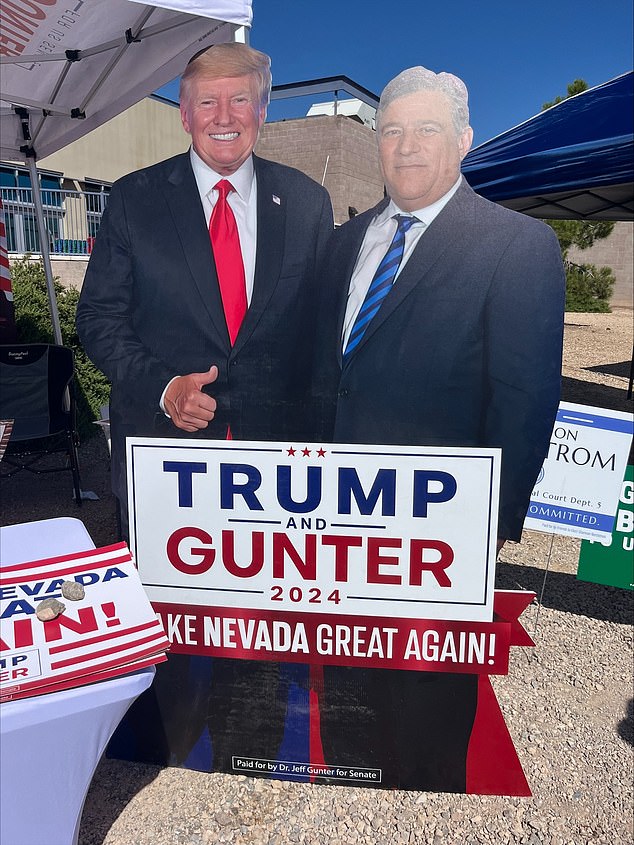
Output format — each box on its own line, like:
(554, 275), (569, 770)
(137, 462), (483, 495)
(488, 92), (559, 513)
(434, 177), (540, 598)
(26, 155), (63, 346)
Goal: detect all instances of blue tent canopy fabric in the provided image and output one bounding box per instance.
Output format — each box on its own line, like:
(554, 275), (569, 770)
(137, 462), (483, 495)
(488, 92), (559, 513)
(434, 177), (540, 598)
(462, 72), (634, 221)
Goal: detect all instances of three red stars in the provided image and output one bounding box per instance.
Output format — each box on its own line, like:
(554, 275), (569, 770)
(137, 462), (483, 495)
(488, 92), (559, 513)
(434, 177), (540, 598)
(286, 446), (327, 457)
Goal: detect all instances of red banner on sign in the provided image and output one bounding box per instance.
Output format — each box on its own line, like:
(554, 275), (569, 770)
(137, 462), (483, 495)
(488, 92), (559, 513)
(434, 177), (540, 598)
(153, 593), (535, 675)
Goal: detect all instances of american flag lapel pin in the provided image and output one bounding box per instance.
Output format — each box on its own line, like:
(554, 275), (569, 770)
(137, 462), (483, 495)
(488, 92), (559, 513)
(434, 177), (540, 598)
(272, 194), (281, 205)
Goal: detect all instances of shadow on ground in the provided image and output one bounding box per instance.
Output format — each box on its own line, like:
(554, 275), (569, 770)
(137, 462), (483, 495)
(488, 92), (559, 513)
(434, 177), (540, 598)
(78, 759), (163, 845)
(618, 698), (634, 747)
(495, 560), (632, 625)
(561, 375), (632, 414)
(585, 359), (632, 379)
(0, 433), (118, 547)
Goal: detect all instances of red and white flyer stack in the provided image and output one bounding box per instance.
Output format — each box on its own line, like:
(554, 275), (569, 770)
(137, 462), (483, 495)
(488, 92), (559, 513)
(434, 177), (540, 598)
(0, 542), (170, 702)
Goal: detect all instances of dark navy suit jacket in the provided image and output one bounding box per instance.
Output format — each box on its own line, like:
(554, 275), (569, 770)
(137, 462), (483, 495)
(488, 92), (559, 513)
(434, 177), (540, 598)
(315, 179), (565, 540)
(77, 152), (333, 505)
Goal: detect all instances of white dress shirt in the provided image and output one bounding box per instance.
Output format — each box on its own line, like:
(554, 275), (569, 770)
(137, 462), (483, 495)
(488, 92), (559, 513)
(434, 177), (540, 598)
(342, 177), (462, 347)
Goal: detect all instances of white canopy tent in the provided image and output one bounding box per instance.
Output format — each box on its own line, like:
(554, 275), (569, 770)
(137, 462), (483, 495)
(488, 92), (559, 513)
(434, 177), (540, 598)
(0, 0), (252, 343)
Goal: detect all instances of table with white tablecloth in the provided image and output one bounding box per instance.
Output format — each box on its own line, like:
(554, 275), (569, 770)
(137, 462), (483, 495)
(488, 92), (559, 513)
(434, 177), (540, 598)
(0, 517), (155, 845)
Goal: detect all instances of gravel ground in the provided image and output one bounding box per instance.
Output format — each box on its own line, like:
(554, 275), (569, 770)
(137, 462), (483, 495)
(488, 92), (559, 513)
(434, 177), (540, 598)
(1, 310), (632, 845)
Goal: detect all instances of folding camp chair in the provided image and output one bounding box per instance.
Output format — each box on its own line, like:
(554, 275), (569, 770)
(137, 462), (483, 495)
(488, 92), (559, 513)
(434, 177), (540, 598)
(0, 343), (83, 503)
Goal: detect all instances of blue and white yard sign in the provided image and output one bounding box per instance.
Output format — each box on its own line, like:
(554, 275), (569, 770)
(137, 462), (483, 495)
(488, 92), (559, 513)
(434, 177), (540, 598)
(525, 402), (634, 541)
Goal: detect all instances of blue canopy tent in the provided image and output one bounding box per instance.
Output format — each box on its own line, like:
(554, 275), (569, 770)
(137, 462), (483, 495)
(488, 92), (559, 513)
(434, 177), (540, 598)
(462, 71), (634, 221)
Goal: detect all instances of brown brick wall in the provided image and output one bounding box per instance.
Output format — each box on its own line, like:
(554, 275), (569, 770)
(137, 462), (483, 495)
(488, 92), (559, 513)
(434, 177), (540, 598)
(256, 115), (384, 225)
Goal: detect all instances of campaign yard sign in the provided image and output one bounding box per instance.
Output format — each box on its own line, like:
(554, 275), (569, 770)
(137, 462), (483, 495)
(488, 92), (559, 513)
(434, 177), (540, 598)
(0, 543), (170, 702)
(118, 437), (536, 796)
(577, 465), (634, 590)
(128, 439), (502, 663)
(525, 403), (634, 541)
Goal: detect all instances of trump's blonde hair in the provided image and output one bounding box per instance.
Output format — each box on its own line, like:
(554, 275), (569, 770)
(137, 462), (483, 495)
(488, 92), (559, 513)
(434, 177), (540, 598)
(180, 42), (272, 109)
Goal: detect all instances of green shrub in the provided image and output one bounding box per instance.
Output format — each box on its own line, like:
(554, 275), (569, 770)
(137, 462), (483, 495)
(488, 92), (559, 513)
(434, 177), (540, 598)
(547, 220), (616, 313)
(564, 262), (615, 313)
(9, 257), (110, 439)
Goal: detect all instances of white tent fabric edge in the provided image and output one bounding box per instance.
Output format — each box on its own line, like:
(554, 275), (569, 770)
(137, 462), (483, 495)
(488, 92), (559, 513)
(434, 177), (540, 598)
(0, 0), (252, 344)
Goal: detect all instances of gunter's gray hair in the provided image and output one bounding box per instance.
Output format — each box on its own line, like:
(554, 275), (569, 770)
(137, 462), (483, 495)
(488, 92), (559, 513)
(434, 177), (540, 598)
(376, 66), (470, 135)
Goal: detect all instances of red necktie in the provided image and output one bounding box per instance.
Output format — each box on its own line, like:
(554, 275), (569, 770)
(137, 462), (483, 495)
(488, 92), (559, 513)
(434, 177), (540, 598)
(209, 179), (247, 346)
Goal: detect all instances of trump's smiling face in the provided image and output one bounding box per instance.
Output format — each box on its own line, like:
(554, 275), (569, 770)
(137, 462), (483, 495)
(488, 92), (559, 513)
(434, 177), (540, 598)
(180, 74), (266, 175)
(378, 89), (473, 211)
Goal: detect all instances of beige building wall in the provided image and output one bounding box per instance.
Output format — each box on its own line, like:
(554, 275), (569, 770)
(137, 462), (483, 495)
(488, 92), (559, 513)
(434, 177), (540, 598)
(39, 97), (188, 185)
(50, 257), (88, 290)
(567, 222), (633, 309)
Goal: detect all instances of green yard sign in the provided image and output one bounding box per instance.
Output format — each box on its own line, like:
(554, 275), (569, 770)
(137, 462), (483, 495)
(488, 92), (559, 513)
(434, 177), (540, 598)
(577, 465), (633, 590)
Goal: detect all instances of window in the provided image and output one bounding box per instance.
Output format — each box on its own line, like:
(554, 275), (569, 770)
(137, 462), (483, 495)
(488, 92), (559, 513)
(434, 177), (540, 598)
(84, 181), (111, 243)
(0, 166), (62, 254)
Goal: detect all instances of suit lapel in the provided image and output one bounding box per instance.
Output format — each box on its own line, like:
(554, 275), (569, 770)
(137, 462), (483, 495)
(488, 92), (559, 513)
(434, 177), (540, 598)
(163, 153), (230, 349)
(348, 183), (476, 360)
(232, 156), (285, 356)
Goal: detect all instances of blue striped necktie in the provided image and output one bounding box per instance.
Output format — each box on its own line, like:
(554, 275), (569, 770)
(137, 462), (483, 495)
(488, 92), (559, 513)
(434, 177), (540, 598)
(343, 214), (417, 361)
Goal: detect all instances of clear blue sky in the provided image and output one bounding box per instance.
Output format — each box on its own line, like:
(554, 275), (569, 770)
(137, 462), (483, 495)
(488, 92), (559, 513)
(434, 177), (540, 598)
(158, 0), (633, 147)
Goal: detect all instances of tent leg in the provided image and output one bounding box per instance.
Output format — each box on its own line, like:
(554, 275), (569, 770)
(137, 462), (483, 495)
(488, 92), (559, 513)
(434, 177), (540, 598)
(26, 155), (63, 346)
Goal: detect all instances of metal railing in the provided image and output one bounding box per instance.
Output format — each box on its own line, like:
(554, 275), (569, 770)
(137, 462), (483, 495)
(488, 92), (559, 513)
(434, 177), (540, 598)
(1, 187), (109, 256)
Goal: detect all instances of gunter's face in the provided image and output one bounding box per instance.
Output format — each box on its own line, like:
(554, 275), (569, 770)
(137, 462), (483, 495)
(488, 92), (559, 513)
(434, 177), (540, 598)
(378, 89), (473, 211)
(180, 73), (266, 175)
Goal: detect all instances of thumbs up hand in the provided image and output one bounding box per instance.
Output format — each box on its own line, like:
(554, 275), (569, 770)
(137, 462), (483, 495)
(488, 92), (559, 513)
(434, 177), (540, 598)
(163, 365), (219, 432)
